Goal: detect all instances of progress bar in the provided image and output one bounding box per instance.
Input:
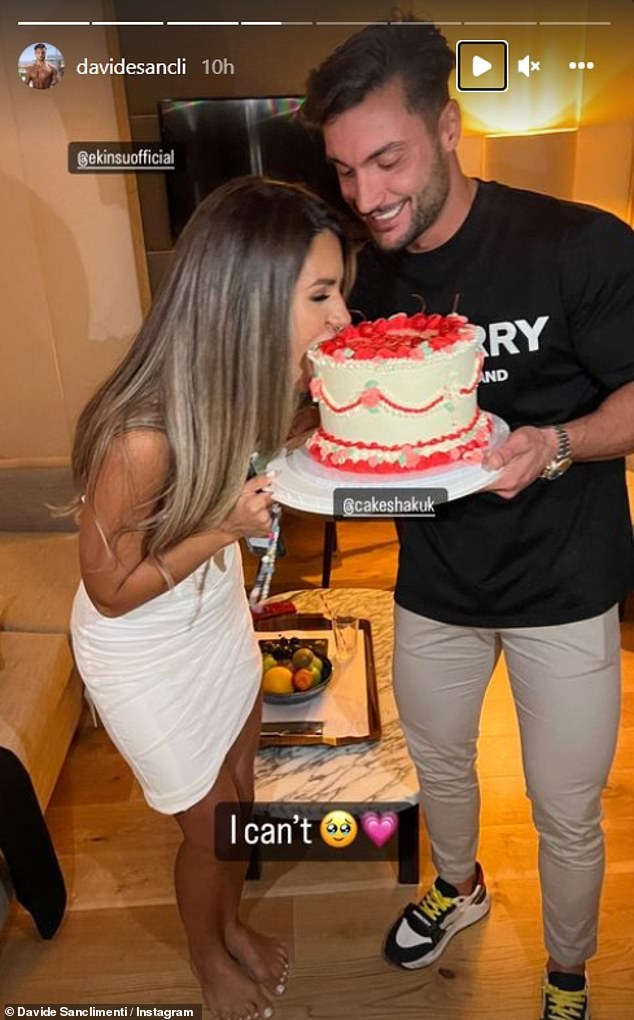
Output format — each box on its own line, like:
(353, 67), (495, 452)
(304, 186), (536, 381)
(92, 22), (164, 26)
(17, 19), (614, 27)
(18, 21), (91, 25)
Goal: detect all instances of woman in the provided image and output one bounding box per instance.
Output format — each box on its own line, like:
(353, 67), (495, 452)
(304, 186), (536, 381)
(69, 177), (352, 1020)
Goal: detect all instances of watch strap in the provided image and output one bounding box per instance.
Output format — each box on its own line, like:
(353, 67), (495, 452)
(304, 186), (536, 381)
(552, 424), (572, 460)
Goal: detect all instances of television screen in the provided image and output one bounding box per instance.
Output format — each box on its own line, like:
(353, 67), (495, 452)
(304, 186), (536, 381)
(159, 97), (354, 241)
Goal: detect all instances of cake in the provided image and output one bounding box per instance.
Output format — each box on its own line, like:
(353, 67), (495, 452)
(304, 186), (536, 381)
(306, 312), (492, 473)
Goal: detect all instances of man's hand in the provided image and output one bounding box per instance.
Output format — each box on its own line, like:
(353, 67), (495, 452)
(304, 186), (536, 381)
(481, 426), (559, 499)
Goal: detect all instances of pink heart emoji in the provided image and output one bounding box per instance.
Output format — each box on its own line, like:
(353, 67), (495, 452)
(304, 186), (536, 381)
(360, 811), (399, 848)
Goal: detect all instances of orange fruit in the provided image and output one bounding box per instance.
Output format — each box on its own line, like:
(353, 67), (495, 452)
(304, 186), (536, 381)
(262, 666), (294, 695)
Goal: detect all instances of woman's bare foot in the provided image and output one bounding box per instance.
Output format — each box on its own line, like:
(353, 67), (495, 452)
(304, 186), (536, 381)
(225, 922), (290, 997)
(191, 948), (274, 1019)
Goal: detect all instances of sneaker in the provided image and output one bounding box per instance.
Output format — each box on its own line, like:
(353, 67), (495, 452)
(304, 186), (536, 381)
(541, 970), (590, 1020)
(384, 862), (490, 969)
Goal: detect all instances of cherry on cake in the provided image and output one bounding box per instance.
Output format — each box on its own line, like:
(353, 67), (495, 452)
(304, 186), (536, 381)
(307, 312), (492, 473)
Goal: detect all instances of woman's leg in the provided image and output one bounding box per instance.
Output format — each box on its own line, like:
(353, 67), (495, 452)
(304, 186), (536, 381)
(221, 693), (290, 995)
(174, 719), (274, 1020)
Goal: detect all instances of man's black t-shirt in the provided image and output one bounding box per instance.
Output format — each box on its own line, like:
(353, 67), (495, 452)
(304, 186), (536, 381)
(348, 180), (634, 627)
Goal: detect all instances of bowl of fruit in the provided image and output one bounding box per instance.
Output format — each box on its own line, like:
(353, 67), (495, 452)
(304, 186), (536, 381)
(260, 636), (333, 704)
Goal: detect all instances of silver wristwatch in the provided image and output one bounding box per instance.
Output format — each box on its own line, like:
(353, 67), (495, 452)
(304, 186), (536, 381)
(540, 424), (573, 480)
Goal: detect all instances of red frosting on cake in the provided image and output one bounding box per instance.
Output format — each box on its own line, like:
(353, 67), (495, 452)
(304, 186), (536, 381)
(318, 312), (473, 361)
(308, 413), (493, 474)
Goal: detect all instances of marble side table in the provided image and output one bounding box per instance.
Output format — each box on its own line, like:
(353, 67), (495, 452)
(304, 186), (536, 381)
(252, 588), (420, 884)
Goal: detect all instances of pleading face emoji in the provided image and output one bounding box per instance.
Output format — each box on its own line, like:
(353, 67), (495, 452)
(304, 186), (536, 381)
(319, 810), (358, 849)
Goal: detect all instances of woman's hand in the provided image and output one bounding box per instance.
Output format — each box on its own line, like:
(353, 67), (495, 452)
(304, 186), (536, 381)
(217, 473), (275, 540)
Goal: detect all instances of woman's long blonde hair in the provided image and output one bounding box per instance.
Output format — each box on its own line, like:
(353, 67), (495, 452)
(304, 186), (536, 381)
(69, 175), (353, 560)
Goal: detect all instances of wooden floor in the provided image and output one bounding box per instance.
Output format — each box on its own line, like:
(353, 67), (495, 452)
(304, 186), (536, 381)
(1, 509), (634, 1019)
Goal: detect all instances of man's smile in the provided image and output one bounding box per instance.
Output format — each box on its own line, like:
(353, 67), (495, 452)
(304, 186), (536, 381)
(365, 199), (408, 230)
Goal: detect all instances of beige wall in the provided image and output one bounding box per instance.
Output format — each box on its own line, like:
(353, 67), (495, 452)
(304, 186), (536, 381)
(573, 122), (634, 222)
(461, 120), (632, 223)
(0, 1), (147, 463)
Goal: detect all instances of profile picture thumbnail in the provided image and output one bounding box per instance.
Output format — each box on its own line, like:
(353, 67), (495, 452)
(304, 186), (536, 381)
(18, 42), (64, 89)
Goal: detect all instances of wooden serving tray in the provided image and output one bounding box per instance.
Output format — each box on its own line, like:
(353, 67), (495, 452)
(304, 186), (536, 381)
(254, 613), (381, 747)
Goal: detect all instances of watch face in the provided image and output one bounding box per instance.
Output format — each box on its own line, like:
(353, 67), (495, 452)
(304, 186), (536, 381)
(543, 457), (573, 480)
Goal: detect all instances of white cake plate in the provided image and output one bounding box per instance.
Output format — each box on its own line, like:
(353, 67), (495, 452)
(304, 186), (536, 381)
(268, 414), (510, 515)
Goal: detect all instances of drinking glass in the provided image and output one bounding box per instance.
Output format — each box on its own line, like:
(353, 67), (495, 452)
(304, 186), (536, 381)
(332, 614), (359, 662)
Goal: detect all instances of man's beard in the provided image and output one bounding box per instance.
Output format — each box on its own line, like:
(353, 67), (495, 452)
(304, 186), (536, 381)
(370, 144), (451, 252)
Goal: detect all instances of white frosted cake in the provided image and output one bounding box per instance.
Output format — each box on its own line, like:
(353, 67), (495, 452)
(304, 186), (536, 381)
(307, 312), (491, 473)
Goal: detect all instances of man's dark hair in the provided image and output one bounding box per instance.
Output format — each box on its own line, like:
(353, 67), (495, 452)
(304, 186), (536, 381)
(35, 43), (46, 51)
(303, 22), (455, 130)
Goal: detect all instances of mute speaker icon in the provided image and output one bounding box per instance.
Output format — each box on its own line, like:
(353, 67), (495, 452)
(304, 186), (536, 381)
(518, 55), (531, 77)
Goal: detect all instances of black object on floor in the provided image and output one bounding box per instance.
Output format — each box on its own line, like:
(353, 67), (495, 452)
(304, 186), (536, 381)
(0, 746), (66, 938)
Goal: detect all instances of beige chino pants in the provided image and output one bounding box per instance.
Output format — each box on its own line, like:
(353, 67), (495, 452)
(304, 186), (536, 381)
(393, 602), (621, 966)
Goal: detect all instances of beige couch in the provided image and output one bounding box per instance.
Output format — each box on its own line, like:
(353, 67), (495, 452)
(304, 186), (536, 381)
(0, 465), (83, 929)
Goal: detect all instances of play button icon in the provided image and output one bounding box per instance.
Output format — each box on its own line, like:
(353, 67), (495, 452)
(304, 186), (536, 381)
(457, 40), (509, 92)
(472, 54), (493, 77)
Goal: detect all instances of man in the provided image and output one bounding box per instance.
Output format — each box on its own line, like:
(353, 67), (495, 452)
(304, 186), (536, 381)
(303, 21), (634, 1020)
(26, 44), (59, 89)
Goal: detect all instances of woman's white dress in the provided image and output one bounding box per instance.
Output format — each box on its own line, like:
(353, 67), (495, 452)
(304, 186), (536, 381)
(70, 543), (261, 814)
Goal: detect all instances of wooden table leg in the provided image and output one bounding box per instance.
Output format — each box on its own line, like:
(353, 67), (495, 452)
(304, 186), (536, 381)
(397, 803), (419, 884)
(245, 842), (261, 880)
(322, 520), (337, 587)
